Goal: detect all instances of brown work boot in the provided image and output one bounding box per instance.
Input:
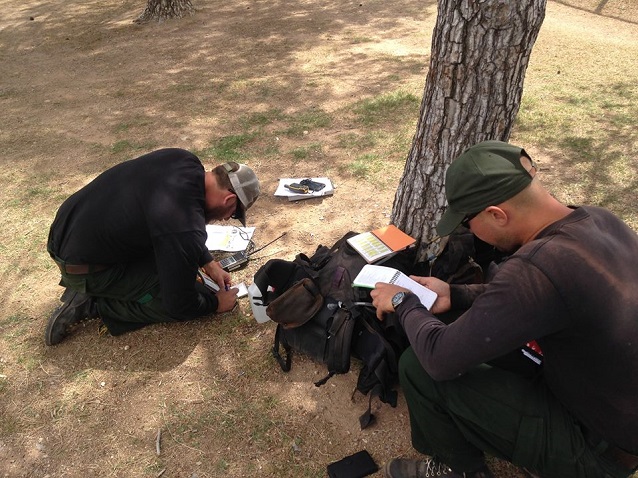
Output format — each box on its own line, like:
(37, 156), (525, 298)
(45, 290), (97, 346)
(384, 457), (494, 478)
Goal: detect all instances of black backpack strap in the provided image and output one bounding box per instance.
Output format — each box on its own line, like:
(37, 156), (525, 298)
(357, 381), (399, 430)
(294, 253), (314, 269)
(295, 232), (359, 271)
(357, 383), (378, 430)
(272, 325), (292, 372)
(325, 306), (354, 374)
(314, 305), (355, 387)
(314, 371), (336, 387)
(354, 316), (400, 429)
(359, 315), (399, 379)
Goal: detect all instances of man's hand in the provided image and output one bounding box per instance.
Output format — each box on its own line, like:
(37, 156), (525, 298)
(370, 283), (409, 320)
(410, 276), (451, 314)
(215, 288), (239, 313)
(202, 260), (231, 291)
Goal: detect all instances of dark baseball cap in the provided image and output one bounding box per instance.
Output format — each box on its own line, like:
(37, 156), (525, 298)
(437, 141), (533, 236)
(223, 162), (260, 226)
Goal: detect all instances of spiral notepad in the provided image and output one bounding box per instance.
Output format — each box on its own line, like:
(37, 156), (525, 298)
(352, 264), (437, 310)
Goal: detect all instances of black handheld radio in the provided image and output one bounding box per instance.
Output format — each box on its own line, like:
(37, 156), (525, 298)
(219, 232), (286, 272)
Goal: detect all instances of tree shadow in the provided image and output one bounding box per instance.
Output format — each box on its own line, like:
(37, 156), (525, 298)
(553, 0), (638, 25)
(516, 80), (637, 217)
(1, 0), (436, 169)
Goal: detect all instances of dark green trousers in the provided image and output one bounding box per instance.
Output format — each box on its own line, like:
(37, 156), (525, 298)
(399, 347), (631, 478)
(58, 259), (206, 335)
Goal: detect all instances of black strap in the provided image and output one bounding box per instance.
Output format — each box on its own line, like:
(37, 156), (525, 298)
(358, 383), (380, 429)
(357, 382), (399, 430)
(314, 371), (335, 387)
(295, 250), (331, 271)
(272, 326), (292, 372)
(325, 307), (351, 372)
(294, 253), (313, 268)
(355, 317), (400, 429)
(360, 316), (399, 377)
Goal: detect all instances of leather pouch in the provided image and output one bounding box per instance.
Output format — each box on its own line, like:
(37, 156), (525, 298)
(266, 278), (323, 329)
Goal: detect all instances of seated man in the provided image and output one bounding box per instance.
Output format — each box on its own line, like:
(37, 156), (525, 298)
(371, 141), (638, 478)
(45, 148), (260, 345)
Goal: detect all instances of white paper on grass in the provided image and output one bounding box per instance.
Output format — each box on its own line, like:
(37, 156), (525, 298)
(274, 178), (334, 201)
(205, 225), (255, 252)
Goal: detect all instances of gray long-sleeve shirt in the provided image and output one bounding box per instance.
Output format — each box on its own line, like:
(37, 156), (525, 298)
(396, 206), (638, 454)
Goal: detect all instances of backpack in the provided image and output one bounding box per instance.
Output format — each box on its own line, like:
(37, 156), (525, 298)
(252, 229), (536, 428)
(253, 232), (413, 429)
(413, 227), (499, 284)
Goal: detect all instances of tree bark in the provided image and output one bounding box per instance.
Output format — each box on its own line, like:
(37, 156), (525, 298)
(391, 0), (546, 261)
(135, 0), (194, 24)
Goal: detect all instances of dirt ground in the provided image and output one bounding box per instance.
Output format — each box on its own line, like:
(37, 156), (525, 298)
(1, 0), (637, 477)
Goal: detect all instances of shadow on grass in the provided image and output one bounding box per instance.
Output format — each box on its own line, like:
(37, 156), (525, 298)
(516, 80), (637, 215)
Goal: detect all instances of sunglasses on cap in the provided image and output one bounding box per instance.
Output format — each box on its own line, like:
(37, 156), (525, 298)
(461, 210), (481, 229)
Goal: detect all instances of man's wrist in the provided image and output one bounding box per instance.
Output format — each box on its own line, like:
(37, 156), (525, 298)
(391, 291), (413, 311)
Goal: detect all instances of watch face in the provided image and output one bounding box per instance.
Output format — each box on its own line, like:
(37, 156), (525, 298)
(392, 291), (406, 309)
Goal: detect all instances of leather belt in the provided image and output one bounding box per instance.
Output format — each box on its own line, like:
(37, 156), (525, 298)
(602, 445), (638, 472)
(56, 262), (110, 275)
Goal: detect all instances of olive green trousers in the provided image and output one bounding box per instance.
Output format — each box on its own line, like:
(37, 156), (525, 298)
(57, 259), (206, 335)
(399, 347), (631, 478)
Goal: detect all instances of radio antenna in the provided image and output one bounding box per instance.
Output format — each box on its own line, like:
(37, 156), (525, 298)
(247, 232), (287, 257)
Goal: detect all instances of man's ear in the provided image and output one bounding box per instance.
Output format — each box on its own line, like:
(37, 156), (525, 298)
(485, 206), (509, 226)
(221, 190), (235, 204)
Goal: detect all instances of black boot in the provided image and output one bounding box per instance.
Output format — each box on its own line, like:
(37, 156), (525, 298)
(45, 290), (98, 346)
(384, 458), (494, 478)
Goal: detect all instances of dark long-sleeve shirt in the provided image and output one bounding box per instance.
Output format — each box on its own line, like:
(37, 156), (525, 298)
(396, 206), (638, 453)
(47, 148), (218, 318)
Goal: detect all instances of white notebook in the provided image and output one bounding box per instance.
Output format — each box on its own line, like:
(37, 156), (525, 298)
(352, 264), (437, 310)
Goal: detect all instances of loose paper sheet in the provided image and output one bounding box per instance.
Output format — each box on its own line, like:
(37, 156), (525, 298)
(205, 225), (255, 252)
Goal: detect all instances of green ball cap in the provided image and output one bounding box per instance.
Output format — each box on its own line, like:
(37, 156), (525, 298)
(436, 141), (533, 236)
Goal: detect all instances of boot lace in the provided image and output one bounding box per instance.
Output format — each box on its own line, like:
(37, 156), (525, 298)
(421, 457), (453, 477)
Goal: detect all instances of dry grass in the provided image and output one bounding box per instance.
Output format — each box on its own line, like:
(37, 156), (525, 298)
(0, 0), (636, 477)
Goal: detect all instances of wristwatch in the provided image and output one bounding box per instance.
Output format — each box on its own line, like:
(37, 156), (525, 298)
(391, 291), (409, 310)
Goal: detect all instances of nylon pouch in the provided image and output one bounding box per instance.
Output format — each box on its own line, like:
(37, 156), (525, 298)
(272, 298), (354, 378)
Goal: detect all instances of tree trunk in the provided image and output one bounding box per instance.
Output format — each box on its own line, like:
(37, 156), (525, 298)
(391, 0), (546, 262)
(135, 0), (194, 24)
